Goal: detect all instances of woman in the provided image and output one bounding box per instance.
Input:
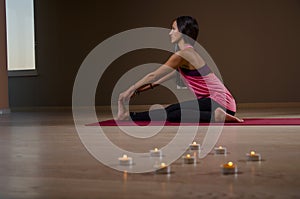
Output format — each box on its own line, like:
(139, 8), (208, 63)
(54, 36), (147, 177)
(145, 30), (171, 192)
(117, 16), (243, 123)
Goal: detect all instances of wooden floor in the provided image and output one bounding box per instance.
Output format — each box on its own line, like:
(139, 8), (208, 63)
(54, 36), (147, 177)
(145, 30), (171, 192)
(0, 105), (300, 199)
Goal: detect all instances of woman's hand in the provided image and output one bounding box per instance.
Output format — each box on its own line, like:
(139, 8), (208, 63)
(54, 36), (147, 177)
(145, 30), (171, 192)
(118, 85), (136, 103)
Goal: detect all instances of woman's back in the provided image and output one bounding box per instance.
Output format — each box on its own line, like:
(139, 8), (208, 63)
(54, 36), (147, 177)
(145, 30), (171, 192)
(177, 48), (206, 70)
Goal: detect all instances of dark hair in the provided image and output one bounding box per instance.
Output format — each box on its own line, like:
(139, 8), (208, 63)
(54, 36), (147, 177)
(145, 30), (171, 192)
(175, 16), (199, 45)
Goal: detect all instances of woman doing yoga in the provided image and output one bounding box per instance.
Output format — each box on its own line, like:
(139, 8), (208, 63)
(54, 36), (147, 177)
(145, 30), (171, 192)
(117, 16), (243, 123)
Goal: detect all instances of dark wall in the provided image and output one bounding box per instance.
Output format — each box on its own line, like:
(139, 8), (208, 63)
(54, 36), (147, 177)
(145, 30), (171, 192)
(8, 0), (300, 107)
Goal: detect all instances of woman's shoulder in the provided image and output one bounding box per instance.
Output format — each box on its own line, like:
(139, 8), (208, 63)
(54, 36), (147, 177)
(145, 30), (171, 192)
(175, 50), (205, 70)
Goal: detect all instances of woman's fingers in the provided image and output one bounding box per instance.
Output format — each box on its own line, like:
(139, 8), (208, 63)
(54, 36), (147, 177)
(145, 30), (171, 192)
(119, 89), (135, 103)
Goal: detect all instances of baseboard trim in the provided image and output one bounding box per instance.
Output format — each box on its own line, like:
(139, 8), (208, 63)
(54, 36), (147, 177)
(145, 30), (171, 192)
(237, 102), (300, 109)
(9, 102), (300, 112)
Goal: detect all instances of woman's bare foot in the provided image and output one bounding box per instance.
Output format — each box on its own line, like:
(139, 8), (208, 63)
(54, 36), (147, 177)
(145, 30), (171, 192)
(117, 100), (130, 120)
(214, 107), (244, 123)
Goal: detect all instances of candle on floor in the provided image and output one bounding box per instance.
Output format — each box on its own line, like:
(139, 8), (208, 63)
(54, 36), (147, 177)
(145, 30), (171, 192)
(246, 151), (261, 161)
(221, 161), (238, 175)
(189, 141), (200, 150)
(214, 146), (227, 155)
(183, 154), (195, 164)
(150, 148), (162, 157)
(118, 154), (133, 166)
(154, 162), (171, 174)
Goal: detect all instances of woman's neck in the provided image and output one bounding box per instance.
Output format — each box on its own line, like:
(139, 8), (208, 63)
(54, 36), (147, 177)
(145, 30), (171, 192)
(178, 41), (193, 50)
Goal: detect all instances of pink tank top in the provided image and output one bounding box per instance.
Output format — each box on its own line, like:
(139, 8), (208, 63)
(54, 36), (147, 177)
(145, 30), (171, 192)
(178, 65), (236, 112)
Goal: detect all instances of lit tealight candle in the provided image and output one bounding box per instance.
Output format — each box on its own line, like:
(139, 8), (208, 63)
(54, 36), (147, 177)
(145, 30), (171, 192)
(150, 148), (162, 157)
(183, 154), (195, 164)
(118, 154), (133, 166)
(189, 141), (200, 150)
(154, 162), (171, 174)
(214, 146), (227, 155)
(246, 151), (261, 161)
(221, 161), (238, 175)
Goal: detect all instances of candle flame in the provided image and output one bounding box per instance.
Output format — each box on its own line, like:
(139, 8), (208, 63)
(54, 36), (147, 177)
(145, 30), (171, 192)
(161, 163), (166, 167)
(219, 146), (223, 149)
(250, 151), (256, 155)
(123, 154), (128, 158)
(186, 154), (191, 158)
(228, 162), (233, 166)
(154, 148), (158, 151)
(192, 141), (197, 145)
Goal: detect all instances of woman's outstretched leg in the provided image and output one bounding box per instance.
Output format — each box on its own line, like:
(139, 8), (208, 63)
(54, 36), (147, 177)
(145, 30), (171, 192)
(130, 109), (167, 121)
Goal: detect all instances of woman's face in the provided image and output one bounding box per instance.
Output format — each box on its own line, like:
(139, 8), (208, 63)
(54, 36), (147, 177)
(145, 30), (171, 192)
(169, 21), (182, 44)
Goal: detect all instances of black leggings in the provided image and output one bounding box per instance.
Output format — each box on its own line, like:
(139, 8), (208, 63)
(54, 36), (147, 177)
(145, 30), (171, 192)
(130, 98), (235, 123)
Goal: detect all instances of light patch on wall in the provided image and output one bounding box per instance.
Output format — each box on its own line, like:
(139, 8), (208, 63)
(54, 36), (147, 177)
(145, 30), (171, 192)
(5, 0), (35, 71)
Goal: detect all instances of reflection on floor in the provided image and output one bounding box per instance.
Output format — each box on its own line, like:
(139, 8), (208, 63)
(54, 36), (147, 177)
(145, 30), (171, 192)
(0, 105), (299, 199)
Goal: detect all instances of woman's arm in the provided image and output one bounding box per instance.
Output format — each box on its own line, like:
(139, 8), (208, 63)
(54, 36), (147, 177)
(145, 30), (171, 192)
(133, 70), (176, 95)
(119, 54), (185, 101)
(135, 53), (184, 88)
(153, 70), (176, 85)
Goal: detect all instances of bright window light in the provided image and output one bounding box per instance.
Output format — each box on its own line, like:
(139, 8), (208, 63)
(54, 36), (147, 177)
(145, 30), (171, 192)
(5, 0), (36, 71)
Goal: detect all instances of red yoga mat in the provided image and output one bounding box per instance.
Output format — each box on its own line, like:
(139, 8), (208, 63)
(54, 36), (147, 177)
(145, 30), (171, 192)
(86, 118), (300, 126)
